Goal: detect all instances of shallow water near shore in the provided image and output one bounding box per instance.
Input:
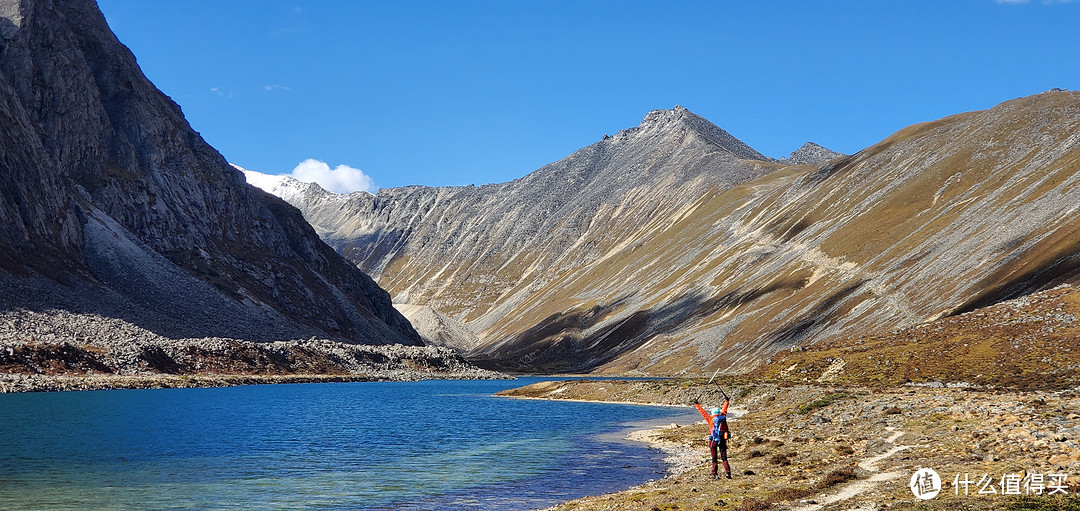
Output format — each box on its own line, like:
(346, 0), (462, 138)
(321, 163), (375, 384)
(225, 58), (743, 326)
(0, 378), (689, 510)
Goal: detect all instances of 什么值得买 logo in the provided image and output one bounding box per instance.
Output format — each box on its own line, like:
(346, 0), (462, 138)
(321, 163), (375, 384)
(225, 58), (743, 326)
(909, 467), (1072, 499)
(910, 467), (942, 500)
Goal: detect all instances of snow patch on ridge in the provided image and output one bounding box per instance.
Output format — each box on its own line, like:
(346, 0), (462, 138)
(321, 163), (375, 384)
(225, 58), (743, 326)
(234, 162), (376, 202)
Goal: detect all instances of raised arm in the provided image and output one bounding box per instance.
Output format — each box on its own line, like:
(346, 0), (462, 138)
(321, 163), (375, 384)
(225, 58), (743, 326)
(695, 403), (716, 429)
(721, 399), (729, 416)
(695, 403), (710, 422)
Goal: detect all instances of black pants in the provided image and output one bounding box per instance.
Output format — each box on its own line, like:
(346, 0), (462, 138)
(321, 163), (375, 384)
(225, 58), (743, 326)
(709, 439), (730, 476)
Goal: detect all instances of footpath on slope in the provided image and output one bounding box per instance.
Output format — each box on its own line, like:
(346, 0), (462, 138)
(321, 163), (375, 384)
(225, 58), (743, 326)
(789, 426), (911, 511)
(499, 379), (1080, 511)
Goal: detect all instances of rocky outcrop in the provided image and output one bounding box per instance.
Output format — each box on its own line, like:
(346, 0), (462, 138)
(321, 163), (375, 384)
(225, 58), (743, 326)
(779, 142), (846, 166)
(0, 0), (421, 346)
(276, 92), (1080, 376)
(0, 307), (500, 384)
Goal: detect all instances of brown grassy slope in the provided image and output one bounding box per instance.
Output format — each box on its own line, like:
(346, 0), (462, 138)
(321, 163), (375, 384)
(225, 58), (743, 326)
(477, 91), (1080, 376)
(750, 284), (1080, 390)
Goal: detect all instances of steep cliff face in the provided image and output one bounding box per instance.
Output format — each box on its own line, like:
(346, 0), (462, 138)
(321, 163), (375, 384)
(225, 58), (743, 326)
(274, 92), (1080, 375)
(0, 0), (420, 346)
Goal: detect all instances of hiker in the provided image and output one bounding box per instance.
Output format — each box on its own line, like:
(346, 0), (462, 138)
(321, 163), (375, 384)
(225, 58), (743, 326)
(695, 398), (731, 479)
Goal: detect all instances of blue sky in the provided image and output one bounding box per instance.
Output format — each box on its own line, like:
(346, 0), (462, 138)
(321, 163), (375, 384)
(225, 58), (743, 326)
(97, 0), (1079, 192)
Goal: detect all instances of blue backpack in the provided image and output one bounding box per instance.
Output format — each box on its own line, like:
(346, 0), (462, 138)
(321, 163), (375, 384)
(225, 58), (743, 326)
(710, 415), (725, 442)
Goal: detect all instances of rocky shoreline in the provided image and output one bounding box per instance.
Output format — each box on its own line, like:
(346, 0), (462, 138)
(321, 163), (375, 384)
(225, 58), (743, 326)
(506, 379), (1080, 511)
(0, 310), (508, 393)
(0, 369), (506, 393)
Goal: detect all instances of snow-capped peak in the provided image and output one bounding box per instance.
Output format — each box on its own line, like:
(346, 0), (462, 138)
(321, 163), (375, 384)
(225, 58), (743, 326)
(233, 162), (377, 205)
(233, 164), (313, 203)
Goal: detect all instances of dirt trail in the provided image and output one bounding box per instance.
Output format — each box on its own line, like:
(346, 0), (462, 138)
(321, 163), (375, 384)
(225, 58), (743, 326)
(791, 427), (912, 511)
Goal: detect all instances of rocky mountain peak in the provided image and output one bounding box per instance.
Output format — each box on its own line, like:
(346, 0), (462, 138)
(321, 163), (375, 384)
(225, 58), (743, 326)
(634, 105), (769, 161)
(237, 166), (326, 204)
(780, 142), (846, 166)
(638, 104), (693, 127)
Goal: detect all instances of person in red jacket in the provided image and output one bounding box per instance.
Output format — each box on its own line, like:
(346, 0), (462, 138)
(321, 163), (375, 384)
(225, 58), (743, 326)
(695, 398), (731, 479)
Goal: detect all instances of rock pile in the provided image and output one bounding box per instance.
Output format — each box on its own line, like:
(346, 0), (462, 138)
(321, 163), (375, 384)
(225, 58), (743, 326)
(0, 309), (505, 392)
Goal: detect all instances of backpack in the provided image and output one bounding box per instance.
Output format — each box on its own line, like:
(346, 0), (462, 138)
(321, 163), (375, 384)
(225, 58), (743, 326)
(710, 415), (724, 442)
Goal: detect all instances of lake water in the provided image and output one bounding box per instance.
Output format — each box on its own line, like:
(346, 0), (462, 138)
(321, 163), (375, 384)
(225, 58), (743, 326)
(0, 378), (693, 510)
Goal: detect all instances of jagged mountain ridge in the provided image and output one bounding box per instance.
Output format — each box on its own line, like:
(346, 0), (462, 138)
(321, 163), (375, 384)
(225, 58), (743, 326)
(0, 0), (420, 346)
(274, 92), (1080, 375)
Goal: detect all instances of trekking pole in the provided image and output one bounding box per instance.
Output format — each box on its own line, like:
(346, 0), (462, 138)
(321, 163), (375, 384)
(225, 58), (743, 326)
(707, 367), (731, 402)
(696, 367), (723, 404)
(707, 366), (722, 385)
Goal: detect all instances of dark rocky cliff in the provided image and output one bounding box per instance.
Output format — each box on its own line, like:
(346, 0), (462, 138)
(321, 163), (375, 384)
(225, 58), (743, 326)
(0, 0), (421, 346)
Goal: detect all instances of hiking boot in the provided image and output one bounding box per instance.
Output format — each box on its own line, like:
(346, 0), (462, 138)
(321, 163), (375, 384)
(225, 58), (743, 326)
(725, 473), (732, 479)
(712, 473), (718, 480)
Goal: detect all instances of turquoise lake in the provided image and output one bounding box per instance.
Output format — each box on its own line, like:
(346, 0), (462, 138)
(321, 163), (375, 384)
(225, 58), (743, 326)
(0, 378), (693, 510)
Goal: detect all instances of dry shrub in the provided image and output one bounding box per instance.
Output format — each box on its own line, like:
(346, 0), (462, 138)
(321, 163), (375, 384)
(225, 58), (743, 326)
(749, 450), (765, 458)
(816, 468), (857, 489)
(798, 392), (847, 414)
(768, 487), (813, 502)
(738, 497), (772, 511)
(883, 406), (902, 415)
(760, 469), (857, 505)
(834, 444), (855, 455)
(769, 453), (791, 466)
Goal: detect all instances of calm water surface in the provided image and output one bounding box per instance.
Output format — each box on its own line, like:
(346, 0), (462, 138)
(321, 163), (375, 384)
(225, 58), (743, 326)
(0, 378), (692, 510)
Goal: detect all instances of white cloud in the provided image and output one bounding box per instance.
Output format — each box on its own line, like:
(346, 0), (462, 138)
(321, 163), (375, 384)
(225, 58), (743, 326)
(264, 85), (292, 91)
(289, 159), (377, 194)
(210, 87), (235, 99)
